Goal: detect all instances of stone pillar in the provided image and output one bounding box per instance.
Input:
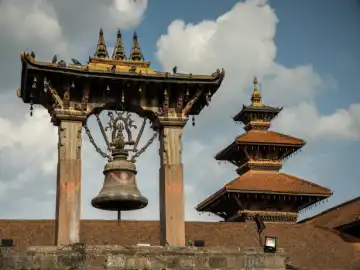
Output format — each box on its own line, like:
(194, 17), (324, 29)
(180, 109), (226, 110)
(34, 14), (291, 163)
(158, 118), (187, 246)
(54, 109), (86, 246)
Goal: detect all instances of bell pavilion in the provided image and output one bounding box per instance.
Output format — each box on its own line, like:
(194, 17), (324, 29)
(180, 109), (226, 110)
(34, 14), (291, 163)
(0, 30), (360, 270)
(16, 29), (225, 247)
(196, 77), (333, 223)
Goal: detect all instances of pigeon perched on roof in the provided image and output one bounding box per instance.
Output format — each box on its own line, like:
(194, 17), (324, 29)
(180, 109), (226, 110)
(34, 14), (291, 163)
(52, 55), (57, 64)
(57, 60), (67, 67)
(71, 58), (82, 65)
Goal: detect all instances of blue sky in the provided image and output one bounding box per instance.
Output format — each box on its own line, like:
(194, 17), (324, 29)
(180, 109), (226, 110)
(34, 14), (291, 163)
(0, 0), (359, 221)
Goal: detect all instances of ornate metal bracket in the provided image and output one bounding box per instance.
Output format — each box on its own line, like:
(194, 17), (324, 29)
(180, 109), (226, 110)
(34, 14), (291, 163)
(84, 110), (158, 163)
(182, 89), (202, 117)
(43, 77), (64, 109)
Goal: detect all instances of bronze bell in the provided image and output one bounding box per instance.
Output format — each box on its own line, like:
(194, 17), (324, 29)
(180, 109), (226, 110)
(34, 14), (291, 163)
(91, 149), (148, 211)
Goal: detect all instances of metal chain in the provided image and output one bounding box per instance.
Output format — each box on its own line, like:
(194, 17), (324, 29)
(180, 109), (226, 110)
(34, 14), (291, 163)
(134, 118), (146, 150)
(83, 122), (112, 160)
(131, 130), (159, 163)
(95, 114), (111, 152)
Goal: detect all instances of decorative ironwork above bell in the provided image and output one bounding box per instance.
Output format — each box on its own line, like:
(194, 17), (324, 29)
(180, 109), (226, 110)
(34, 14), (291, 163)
(91, 148), (148, 211)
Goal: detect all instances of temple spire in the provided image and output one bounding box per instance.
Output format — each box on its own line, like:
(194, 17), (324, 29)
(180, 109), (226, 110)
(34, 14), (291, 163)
(112, 30), (126, 60)
(129, 31), (144, 61)
(94, 28), (109, 59)
(250, 76), (264, 107)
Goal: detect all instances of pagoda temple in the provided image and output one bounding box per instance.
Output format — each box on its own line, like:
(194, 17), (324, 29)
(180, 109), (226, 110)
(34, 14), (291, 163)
(196, 77), (333, 223)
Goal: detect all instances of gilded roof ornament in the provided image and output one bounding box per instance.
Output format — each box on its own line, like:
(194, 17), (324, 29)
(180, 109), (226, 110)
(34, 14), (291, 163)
(112, 30), (126, 60)
(94, 28), (109, 59)
(250, 76), (264, 107)
(129, 31), (144, 61)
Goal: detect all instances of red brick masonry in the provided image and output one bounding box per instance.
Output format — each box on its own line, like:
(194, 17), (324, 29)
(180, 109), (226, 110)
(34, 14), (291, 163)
(0, 220), (359, 269)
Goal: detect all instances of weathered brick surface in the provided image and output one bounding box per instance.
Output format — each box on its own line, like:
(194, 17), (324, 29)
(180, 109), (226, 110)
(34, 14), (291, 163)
(1, 220), (360, 269)
(1, 246), (286, 270)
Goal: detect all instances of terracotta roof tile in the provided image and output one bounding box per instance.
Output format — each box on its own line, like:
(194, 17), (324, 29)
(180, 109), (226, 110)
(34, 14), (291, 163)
(236, 130), (305, 146)
(300, 196), (360, 229)
(225, 171), (332, 196)
(0, 220), (359, 269)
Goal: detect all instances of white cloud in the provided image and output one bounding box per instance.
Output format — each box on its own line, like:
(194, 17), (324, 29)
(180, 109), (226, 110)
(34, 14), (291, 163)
(0, 109), (57, 196)
(112, 0), (148, 26)
(273, 102), (360, 141)
(0, 0), (68, 64)
(0, 0), (66, 50)
(155, 0), (360, 141)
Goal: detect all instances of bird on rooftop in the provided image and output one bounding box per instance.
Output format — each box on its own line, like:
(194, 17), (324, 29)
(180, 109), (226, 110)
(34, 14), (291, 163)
(30, 51), (36, 58)
(57, 60), (67, 67)
(173, 66), (177, 74)
(52, 55), (57, 64)
(71, 58), (82, 65)
(129, 65), (136, 72)
(111, 65), (116, 73)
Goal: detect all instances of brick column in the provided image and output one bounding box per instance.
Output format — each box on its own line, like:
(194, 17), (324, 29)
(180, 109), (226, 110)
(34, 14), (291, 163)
(54, 109), (86, 246)
(158, 118), (187, 246)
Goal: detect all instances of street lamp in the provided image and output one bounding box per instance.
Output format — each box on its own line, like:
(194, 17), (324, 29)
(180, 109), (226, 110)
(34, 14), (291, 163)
(264, 236), (277, 253)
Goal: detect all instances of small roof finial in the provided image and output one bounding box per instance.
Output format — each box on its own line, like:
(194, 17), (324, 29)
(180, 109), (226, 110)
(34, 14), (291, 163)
(94, 28), (109, 59)
(129, 31), (144, 61)
(112, 30), (126, 60)
(251, 76), (264, 107)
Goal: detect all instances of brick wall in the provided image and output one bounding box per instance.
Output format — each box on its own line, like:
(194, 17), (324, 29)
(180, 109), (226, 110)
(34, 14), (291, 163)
(0, 245), (286, 270)
(1, 220), (359, 269)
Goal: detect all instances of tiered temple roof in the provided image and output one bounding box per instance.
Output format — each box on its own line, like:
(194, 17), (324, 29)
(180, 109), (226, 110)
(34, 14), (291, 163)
(196, 77), (332, 223)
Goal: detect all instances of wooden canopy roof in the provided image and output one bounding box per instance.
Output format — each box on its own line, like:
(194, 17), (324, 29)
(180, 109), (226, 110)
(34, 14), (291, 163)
(21, 28), (225, 83)
(225, 171), (332, 195)
(196, 171), (332, 212)
(20, 52), (225, 85)
(19, 29), (225, 116)
(215, 130), (305, 161)
(236, 130), (305, 146)
(233, 104), (282, 122)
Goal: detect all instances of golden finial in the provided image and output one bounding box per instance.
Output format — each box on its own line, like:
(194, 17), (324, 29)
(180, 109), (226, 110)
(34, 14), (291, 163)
(251, 76), (264, 106)
(129, 31), (144, 61)
(112, 30), (126, 60)
(94, 28), (109, 58)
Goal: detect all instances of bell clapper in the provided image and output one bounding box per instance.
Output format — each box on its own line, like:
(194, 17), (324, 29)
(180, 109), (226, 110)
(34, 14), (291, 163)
(117, 210), (121, 224)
